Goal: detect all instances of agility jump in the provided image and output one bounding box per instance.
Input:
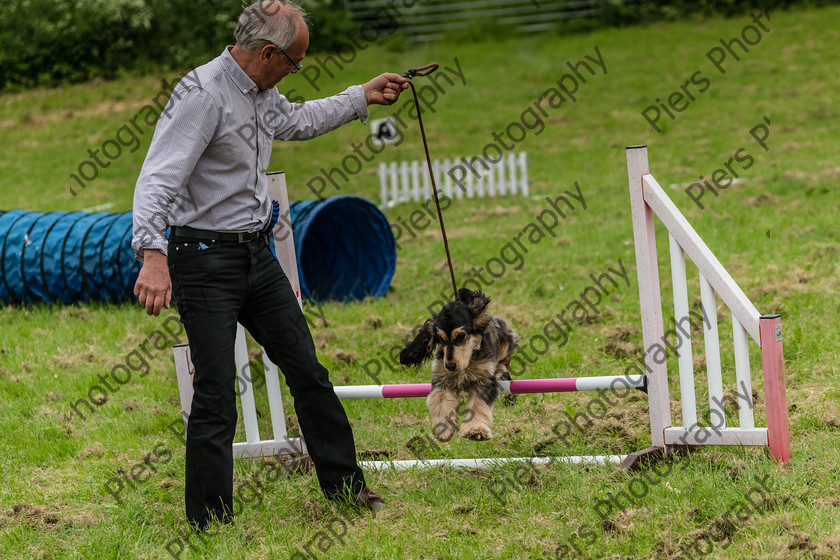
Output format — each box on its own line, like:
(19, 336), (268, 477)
(172, 148), (790, 469)
(625, 144), (789, 465)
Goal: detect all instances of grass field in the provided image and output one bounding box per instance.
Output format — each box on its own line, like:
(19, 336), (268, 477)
(2, 4), (840, 559)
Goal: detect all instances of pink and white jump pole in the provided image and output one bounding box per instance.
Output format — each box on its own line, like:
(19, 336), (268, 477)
(332, 375), (646, 399)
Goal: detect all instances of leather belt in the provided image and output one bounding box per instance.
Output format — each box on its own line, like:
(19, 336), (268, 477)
(170, 225), (262, 244)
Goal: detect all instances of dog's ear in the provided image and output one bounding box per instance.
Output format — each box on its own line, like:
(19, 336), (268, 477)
(459, 289), (490, 317)
(457, 287), (479, 305)
(399, 318), (437, 367)
(462, 290), (491, 331)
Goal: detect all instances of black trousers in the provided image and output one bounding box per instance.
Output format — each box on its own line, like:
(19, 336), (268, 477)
(168, 235), (366, 528)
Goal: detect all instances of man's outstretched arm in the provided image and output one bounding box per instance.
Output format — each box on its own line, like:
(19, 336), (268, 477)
(272, 72), (409, 140)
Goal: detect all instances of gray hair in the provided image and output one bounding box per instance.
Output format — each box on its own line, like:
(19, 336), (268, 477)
(234, 0), (308, 53)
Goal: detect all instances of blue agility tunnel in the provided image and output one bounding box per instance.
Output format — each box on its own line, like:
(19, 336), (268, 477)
(288, 196), (396, 302)
(0, 196), (395, 304)
(0, 209), (138, 304)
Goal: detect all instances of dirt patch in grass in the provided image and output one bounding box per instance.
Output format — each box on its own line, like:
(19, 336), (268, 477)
(313, 330), (330, 349)
(358, 449), (394, 461)
(4, 504), (60, 527)
(333, 350), (356, 364)
(744, 193), (780, 207)
(464, 205), (518, 223)
(53, 346), (100, 370)
(530, 393), (648, 455)
(813, 536), (840, 558)
(598, 325), (641, 360)
(453, 503), (475, 514)
(752, 266), (816, 299)
(822, 404), (840, 429)
(364, 316), (383, 329)
(0, 502), (101, 529)
(390, 412), (426, 427)
(788, 531), (817, 554)
(81, 443), (105, 458)
(587, 403), (649, 452)
(601, 339), (639, 360)
(601, 507), (647, 534)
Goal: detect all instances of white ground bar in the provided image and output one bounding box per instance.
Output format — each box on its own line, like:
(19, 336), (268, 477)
(664, 427), (768, 446)
(359, 455), (627, 470)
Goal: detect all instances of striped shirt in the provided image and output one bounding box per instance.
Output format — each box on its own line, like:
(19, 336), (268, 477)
(132, 46), (368, 260)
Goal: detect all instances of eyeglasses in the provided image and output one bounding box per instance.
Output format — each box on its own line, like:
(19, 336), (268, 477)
(273, 45), (302, 73)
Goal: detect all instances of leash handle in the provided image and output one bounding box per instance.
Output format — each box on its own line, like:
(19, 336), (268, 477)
(403, 63), (439, 79)
(402, 62), (458, 301)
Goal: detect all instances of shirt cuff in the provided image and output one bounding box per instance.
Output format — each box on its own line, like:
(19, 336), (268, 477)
(348, 84), (368, 124)
(133, 241), (168, 262)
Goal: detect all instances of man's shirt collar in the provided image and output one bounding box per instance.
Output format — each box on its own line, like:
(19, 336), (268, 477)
(222, 46), (259, 95)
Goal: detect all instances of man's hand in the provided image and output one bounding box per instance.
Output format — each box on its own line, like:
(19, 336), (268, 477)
(134, 250), (172, 316)
(363, 73), (409, 106)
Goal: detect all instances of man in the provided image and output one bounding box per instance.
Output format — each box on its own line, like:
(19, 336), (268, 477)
(131, 0), (408, 530)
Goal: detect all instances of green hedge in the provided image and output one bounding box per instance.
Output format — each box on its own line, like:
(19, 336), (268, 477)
(0, 0), (232, 90)
(0, 0), (833, 91)
(0, 0), (356, 91)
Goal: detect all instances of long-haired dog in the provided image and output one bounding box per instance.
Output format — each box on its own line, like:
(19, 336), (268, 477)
(399, 288), (519, 441)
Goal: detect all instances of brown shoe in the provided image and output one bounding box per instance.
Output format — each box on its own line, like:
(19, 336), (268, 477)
(354, 487), (385, 511)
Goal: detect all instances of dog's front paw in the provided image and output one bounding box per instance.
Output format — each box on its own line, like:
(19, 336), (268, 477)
(461, 424), (492, 441)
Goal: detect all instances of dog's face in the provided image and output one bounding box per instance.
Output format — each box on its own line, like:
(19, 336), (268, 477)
(399, 288), (491, 371)
(433, 303), (482, 372)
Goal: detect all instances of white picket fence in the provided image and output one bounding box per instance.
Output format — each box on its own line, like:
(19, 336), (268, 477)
(378, 152), (529, 208)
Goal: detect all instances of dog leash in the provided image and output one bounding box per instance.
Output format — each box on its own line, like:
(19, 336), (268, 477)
(402, 63), (458, 301)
